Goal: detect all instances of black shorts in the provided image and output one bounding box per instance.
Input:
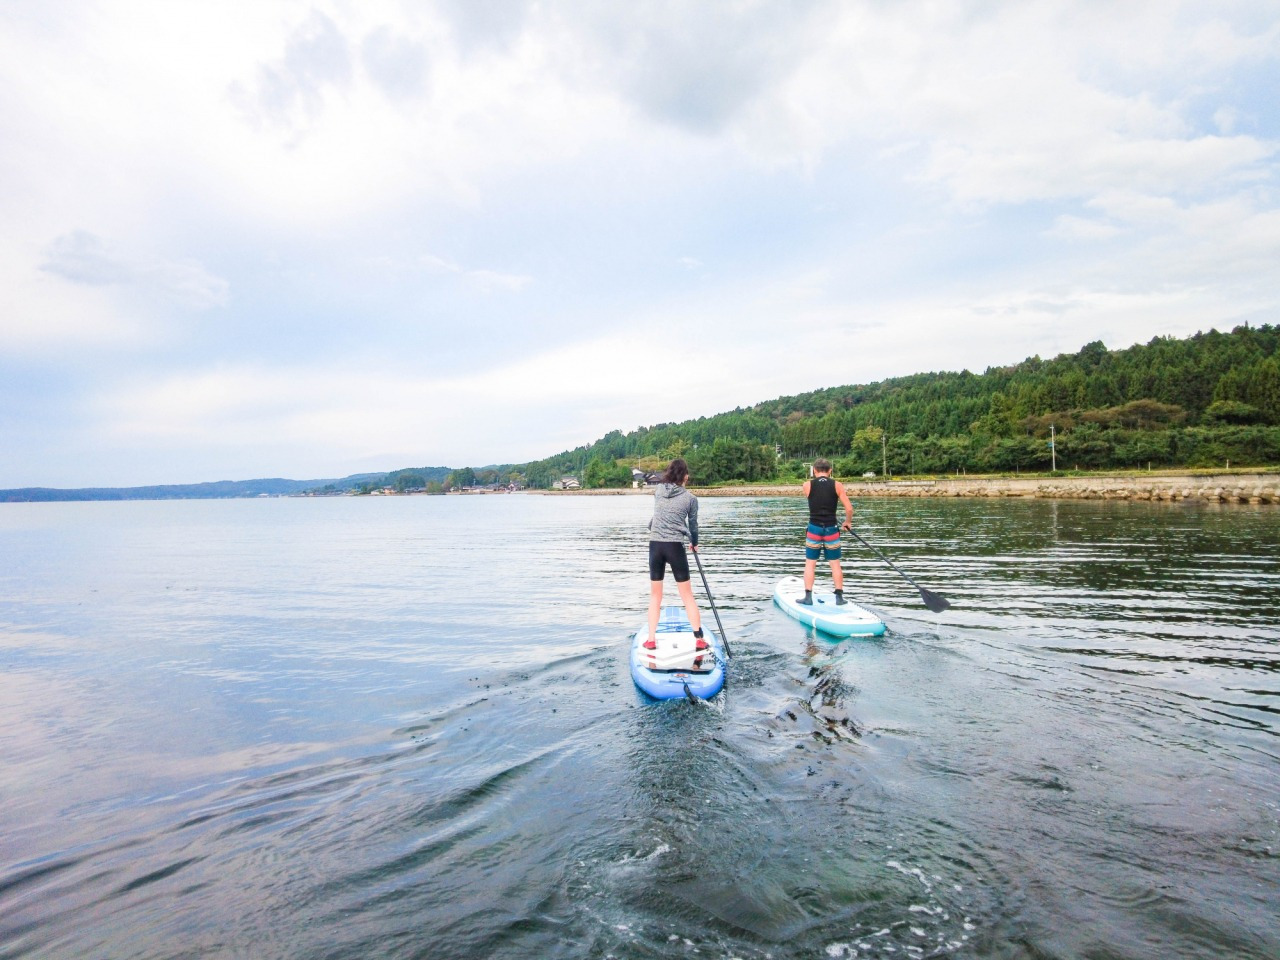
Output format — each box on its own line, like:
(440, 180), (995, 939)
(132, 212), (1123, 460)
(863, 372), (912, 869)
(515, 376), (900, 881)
(649, 540), (691, 582)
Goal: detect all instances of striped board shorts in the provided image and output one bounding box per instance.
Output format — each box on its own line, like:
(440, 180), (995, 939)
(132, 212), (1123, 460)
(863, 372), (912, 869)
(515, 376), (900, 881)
(805, 523), (842, 561)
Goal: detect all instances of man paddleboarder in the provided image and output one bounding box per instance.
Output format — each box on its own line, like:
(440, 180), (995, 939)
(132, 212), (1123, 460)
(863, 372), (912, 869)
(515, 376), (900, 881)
(797, 458), (855, 606)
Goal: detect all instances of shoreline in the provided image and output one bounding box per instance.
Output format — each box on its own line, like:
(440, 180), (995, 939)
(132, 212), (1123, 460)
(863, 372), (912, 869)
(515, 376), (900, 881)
(529, 472), (1280, 504)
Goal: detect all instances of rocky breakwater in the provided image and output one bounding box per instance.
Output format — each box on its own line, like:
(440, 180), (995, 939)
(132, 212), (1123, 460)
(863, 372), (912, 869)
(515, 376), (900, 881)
(846, 473), (1279, 504)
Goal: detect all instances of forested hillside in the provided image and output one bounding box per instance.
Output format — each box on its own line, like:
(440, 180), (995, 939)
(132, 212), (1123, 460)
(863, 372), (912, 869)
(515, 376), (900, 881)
(513, 325), (1280, 487)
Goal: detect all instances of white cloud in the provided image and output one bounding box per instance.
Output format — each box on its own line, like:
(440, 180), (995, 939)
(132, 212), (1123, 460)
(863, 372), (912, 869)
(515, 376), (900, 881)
(1046, 216), (1123, 242)
(1, 0), (1278, 486)
(420, 253), (461, 275)
(464, 269), (532, 293)
(39, 230), (133, 285)
(7, 2), (1271, 237)
(361, 24), (429, 102)
(716, 3), (1277, 206)
(227, 10), (353, 136)
(1214, 106), (1242, 135)
(0, 241), (141, 351)
(419, 253), (531, 292)
(38, 231), (228, 310)
(1, 231), (225, 353)
(93, 332), (715, 470)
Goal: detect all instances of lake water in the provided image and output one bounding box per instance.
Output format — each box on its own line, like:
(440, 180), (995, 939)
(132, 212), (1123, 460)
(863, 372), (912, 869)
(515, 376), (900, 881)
(1, 494), (1277, 960)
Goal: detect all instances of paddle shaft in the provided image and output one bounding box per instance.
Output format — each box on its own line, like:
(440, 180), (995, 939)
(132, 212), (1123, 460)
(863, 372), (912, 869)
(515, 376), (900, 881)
(690, 545), (732, 658)
(847, 529), (951, 613)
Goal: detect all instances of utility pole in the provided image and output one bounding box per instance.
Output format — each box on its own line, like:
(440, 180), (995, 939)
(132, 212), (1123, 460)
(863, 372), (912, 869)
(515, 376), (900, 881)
(1050, 422), (1056, 472)
(882, 432), (888, 478)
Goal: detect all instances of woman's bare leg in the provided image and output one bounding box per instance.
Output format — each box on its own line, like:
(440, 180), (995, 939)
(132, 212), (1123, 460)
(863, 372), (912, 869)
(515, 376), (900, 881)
(675, 579), (702, 634)
(647, 578), (664, 643)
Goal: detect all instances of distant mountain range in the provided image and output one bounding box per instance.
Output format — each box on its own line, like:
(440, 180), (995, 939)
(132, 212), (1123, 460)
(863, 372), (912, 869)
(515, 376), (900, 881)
(1, 473), (397, 503)
(0, 466), (473, 503)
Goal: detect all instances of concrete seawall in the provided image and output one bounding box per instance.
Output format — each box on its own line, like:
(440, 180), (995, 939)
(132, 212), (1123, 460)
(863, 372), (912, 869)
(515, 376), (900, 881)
(692, 473), (1279, 504)
(529, 473), (1279, 503)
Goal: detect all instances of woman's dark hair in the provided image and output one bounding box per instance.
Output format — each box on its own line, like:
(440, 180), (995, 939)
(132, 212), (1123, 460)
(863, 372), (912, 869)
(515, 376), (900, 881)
(661, 458), (689, 484)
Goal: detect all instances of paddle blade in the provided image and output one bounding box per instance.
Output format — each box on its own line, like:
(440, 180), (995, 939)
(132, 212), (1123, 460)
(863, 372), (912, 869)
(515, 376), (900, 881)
(920, 587), (951, 613)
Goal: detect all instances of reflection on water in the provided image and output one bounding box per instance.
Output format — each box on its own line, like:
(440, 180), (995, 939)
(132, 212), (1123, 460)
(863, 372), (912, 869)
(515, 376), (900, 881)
(0, 495), (1277, 959)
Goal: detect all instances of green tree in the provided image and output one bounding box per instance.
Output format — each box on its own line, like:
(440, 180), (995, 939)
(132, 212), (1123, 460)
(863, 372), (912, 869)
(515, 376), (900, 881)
(848, 426), (884, 474)
(446, 467), (477, 490)
(660, 438), (689, 460)
(971, 392), (1016, 438)
(1204, 400), (1263, 425)
(1113, 431), (1173, 467)
(1247, 357), (1280, 422)
(887, 432), (926, 475)
(582, 458), (607, 488)
(1056, 424), (1110, 469)
(582, 458), (632, 488)
(393, 471), (426, 492)
(937, 435), (974, 473)
(524, 462), (556, 489)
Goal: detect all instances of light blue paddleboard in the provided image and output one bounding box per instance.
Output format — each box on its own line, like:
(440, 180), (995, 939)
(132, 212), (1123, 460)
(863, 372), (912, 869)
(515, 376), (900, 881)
(773, 575), (886, 638)
(631, 605), (726, 700)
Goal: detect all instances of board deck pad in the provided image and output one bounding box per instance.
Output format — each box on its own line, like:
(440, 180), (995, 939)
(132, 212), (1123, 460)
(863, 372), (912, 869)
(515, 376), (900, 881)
(631, 605), (726, 700)
(644, 605), (712, 671)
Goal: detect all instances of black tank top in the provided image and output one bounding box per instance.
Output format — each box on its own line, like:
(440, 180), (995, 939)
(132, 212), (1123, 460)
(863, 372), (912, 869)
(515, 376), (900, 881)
(808, 476), (838, 526)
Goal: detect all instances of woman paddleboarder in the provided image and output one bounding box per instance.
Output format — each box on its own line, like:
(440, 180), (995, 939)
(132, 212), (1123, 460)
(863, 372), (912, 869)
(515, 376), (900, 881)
(644, 458), (708, 654)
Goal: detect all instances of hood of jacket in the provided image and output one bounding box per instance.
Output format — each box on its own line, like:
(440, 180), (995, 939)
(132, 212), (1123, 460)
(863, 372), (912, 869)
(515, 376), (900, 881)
(657, 482), (687, 499)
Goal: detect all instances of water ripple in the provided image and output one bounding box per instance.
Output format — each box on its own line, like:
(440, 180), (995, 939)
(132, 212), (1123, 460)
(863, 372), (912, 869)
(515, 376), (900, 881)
(1, 496), (1278, 959)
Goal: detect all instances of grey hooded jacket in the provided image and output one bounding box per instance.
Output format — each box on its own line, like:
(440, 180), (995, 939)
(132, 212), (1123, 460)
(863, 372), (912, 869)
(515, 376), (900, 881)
(648, 482), (699, 546)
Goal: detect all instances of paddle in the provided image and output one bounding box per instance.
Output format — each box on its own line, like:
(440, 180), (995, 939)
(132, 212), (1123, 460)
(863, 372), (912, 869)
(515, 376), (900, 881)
(689, 543), (733, 659)
(846, 529), (951, 613)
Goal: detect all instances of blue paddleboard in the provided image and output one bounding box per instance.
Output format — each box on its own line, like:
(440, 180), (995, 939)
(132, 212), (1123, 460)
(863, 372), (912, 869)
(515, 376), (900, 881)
(631, 605), (726, 700)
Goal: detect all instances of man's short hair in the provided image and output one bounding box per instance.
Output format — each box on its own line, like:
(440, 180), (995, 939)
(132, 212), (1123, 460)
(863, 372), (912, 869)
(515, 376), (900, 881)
(813, 458), (832, 473)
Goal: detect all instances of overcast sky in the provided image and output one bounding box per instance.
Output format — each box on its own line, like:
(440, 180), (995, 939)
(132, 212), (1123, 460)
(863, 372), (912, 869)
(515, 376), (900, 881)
(2, 1), (1278, 487)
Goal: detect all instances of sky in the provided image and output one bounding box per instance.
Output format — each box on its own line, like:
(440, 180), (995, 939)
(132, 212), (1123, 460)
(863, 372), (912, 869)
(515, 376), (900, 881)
(2, 1), (1278, 487)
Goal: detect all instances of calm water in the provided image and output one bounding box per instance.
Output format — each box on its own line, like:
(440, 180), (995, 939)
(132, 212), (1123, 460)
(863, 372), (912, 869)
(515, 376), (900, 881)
(1, 494), (1277, 960)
